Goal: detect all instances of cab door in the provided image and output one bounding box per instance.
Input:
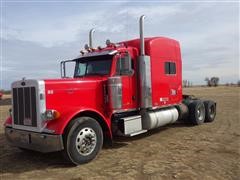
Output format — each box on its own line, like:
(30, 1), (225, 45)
(115, 53), (138, 110)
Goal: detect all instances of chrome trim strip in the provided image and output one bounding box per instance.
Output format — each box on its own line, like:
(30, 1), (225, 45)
(108, 50), (118, 55)
(112, 108), (138, 114)
(74, 50), (118, 60)
(150, 103), (180, 110)
(38, 80), (46, 131)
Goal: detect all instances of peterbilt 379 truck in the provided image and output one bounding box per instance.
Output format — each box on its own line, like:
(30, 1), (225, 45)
(4, 15), (216, 165)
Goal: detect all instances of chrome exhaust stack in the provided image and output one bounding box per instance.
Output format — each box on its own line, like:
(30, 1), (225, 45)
(138, 15), (152, 109)
(139, 15), (145, 56)
(89, 28), (95, 48)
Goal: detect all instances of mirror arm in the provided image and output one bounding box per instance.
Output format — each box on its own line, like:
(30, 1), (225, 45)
(63, 62), (66, 77)
(60, 59), (74, 78)
(60, 61), (64, 78)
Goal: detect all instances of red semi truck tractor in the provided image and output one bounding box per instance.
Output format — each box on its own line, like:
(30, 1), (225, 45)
(4, 15), (216, 165)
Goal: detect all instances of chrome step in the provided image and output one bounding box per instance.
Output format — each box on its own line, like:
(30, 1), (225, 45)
(127, 129), (148, 137)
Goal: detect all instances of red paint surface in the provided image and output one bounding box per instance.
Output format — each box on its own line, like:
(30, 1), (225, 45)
(44, 77), (111, 134)
(5, 37), (183, 137)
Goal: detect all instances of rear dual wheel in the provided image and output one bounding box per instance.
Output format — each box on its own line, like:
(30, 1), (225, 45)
(62, 117), (103, 165)
(187, 100), (216, 125)
(188, 100), (206, 125)
(204, 100), (216, 122)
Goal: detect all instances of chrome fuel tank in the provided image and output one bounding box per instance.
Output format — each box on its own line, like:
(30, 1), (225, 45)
(142, 107), (179, 130)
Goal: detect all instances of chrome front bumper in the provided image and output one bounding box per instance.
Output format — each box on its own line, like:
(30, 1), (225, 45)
(5, 127), (64, 153)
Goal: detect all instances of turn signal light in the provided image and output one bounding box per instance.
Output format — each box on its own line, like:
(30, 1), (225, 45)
(43, 110), (60, 121)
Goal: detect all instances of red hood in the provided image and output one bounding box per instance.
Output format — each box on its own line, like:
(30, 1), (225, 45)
(43, 77), (109, 134)
(44, 76), (107, 117)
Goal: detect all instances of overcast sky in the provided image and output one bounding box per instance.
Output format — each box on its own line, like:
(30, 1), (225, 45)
(0, 0), (239, 90)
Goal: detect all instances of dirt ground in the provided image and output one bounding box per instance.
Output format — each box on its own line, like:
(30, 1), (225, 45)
(0, 87), (239, 180)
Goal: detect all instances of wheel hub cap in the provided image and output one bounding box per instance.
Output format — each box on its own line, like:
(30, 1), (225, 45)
(75, 127), (97, 156)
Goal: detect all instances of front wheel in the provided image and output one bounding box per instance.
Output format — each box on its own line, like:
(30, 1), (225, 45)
(63, 117), (103, 165)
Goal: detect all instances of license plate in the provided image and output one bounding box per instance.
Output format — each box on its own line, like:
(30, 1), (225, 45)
(19, 134), (30, 144)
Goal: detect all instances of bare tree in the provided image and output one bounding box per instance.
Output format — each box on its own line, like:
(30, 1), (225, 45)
(211, 77), (220, 86)
(205, 77), (220, 87)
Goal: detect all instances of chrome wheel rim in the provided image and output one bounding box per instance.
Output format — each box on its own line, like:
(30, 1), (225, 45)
(197, 104), (205, 121)
(209, 105), (215, 119)
(75, 127), (97, 156)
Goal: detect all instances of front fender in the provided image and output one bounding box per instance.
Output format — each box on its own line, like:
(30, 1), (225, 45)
(46, 107), (111, 135)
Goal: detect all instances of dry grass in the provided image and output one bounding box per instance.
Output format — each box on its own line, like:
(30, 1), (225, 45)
(0, 87), (239, 180)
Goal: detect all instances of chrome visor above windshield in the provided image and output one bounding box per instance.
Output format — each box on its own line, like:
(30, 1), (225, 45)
(74, 50), (118, 60)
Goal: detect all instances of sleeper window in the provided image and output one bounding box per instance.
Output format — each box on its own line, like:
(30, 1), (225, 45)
(165, 62), (176, 74)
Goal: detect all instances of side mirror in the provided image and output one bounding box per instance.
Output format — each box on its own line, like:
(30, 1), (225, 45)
(60, 60), (75, 78)
(119, 53), (134, 75)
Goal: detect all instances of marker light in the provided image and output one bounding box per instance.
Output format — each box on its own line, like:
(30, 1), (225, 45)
(43, 110), (60, 121)
(84, 44), (90, 50)
(106, 39), (111, 46)
(80, 50), (85, 55)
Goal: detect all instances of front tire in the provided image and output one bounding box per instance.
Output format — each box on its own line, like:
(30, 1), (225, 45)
(63, 117), (103, 165)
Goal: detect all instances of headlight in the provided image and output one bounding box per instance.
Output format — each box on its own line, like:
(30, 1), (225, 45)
(42, 110), (60, 121)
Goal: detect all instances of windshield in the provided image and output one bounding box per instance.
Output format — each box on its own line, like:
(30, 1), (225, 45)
(74, 55), (113, 77)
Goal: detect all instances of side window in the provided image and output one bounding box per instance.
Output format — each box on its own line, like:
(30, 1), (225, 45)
(165, 62), (176, 75)
(76, 62), (87, 76)
(170, 62), (176, 74)
(165, 62), (170, 74)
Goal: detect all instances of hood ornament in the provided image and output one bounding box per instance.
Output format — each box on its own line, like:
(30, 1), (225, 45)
(21, 77), (26, 86)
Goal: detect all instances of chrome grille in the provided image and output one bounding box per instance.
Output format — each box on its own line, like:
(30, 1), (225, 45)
(12, 87), (37, 127)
